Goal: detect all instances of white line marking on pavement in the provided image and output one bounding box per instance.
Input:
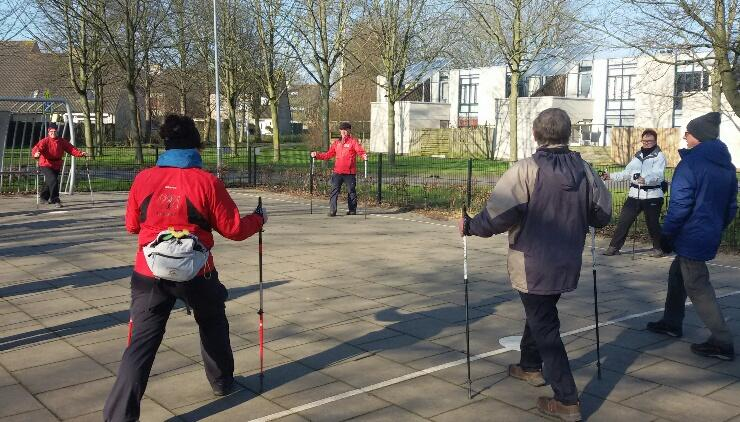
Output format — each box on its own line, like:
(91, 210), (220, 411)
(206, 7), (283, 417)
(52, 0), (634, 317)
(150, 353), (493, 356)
(249, 289), (740, 421)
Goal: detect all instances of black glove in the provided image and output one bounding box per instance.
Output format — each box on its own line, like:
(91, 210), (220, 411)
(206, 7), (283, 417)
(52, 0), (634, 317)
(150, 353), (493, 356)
(462, 207), (471, 236)
(659, 234), (673, 254)
(254, 203), (268, 225)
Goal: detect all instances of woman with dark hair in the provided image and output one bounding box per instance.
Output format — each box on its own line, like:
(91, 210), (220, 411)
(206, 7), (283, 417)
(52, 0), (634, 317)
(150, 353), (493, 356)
(104, 114), (267, 422)
(601, 129), (667, 257)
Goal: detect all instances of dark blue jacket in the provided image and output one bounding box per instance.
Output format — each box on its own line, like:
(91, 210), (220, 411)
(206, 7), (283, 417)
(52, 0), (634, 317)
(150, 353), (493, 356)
(662, 140), (737, 261)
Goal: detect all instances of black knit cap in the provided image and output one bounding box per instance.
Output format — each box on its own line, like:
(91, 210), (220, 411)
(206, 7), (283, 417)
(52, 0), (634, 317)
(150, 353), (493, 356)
(338, 121), (352, 131)
(686, 112), (721, 142)
(47, 122), (58, 130)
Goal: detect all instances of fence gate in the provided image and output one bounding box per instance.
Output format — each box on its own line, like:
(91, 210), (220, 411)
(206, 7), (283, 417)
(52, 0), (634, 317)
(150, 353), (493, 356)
(0, 97), (79, 195)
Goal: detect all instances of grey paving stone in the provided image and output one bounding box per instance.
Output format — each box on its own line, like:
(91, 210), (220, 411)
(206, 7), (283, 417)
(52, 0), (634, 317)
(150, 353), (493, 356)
(276, 338), (368, 370)
(13, 356), (111, 394)
(573, 365), (660, 402)
(35, 377), (115, 420)
(474, 373), (544, 410)
(629, 359), (736, 396)
(239, 362), (337, 399)
(271, 380), (355, 409)
(361, 334), (453, 364)
(320, 354), (415, 388)
(348, 404), (429, 421)
(0, 384), (44, 418)
(0, 340), (83, 371)
(622, 385), (740, 422)
(169, 388), (289, 422)
(431, 397), (545, 422)
(0, 366), (15, 388)
(372, 375), (483, 418)
(707, 381), (740, 407)
(0, 408), (59, 422)
(296, 392), (390, 422)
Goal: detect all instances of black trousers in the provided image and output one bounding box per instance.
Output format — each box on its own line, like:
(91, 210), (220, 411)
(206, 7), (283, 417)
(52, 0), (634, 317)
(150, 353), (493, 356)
(609, 196), (664, 250)
(519, 292), (578, 405)
(39, 166), (61, 203)
(103, 271), (233, 422)
(329, 173), (357, 214)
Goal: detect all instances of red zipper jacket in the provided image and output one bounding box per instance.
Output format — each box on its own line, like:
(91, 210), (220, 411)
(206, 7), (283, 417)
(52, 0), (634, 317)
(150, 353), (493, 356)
(125, 166), (263, 278)
(31, 137), (85, 171)
(315, 135), (366, 174)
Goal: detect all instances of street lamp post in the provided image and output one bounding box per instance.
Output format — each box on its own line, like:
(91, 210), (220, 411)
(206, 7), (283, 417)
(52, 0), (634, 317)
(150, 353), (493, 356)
(212, 0), (222, 177)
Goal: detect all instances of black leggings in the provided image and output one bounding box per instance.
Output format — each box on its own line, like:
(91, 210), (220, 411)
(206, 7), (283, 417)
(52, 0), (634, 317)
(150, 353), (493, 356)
(609, 196), (664, 250)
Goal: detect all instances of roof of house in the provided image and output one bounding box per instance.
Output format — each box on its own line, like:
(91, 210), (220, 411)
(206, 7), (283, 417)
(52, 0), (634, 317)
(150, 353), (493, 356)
(0, 40), (117, 114)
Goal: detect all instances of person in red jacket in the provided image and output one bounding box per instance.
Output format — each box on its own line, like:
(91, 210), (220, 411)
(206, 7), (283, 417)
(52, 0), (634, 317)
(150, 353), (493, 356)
(103, 114), (267, 422)
(311, 121), (367, 216)
(31, 122), (87, 207)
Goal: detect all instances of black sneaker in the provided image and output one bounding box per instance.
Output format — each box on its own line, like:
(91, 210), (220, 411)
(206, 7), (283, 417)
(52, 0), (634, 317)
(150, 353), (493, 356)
(327, 212), (336, 217)
(346, 210), (357, 215)
(646, 320), (682, 338)
(690, 341), (735, 361)
(212, 378), (235, 396)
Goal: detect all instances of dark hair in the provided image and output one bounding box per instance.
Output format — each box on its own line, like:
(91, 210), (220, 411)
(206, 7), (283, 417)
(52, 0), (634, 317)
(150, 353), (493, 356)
(160, 114), (202, 150)
(641, 129), (658, 141)
(338, 121), (352, 131)
(532, 108), (571, 145)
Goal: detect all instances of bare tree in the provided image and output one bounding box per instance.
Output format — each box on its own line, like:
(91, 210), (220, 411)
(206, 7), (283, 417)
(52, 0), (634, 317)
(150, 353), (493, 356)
(463, 0), (581, 161)
(289, 0), (355, 150)
(361, 0), (454, 165)
(603, 0), (739, 117)
(0, 0), (36, 41)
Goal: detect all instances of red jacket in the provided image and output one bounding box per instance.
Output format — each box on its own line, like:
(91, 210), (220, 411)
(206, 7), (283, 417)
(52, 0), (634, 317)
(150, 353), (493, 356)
(31, 137), (85, 171)
(125, 167), (263, 278)
(315, 136), (366, 174)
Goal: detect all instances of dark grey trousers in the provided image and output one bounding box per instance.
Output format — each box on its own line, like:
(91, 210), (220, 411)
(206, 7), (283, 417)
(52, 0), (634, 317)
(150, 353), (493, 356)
(662, 256), (733, 346)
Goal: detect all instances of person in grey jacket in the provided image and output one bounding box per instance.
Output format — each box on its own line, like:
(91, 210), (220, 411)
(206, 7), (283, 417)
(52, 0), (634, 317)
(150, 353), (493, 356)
(460, 108), (612, 422)
(601, 129), (667, 257)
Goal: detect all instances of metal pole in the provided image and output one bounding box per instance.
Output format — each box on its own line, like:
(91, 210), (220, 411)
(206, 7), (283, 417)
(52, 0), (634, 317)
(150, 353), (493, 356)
(310, 157), (314, 214)
(591, 226), (602, 380)
(466, 158), (473, 208)
(463, 205), (472, 399)
(364, 158), (368, 219)
(212, 0), (222, 177)
(377, 153), (382, 205)
(257, 196), (265, 391)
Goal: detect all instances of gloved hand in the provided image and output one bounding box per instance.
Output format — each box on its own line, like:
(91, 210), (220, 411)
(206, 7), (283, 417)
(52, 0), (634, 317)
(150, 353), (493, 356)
(254, 203), (268, 225)
(458, 209), (471, 237)
(659, 234), (673, 254)
(310, 151), (317, 158)
(362, 154), (368, 161)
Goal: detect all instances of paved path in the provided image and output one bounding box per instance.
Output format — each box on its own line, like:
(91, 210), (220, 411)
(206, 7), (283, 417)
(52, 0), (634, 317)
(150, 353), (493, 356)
(0, 190), (739, 421)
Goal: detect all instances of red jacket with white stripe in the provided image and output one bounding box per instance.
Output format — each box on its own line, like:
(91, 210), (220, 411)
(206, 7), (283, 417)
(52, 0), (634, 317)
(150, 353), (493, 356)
(31, 137), (85, 170)
(315, 136), (366, 174)
(125, 165), (263, 278)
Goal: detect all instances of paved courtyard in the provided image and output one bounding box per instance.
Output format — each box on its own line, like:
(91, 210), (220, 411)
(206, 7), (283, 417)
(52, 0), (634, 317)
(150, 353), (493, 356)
(1, 189), (739, 421)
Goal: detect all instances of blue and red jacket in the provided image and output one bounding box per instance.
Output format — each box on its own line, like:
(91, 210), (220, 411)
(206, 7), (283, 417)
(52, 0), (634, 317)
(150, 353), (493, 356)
(125, 149), (263, 277)
(315, 135), (366, 174)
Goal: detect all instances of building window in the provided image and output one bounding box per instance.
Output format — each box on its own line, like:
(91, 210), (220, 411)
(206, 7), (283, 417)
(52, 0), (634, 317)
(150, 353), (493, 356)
(440, 120), (449, 128)
(607, 75), (635, 100)
(674, 70), (710, 110)
(459, 73), (479, 126)
(577, 61), (592, 98)
(439, 72), (449, 103)
(505, 74), (528, 97)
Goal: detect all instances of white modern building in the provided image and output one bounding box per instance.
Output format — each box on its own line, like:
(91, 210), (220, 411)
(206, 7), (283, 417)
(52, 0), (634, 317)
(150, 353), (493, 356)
(370, 54), (740, 167)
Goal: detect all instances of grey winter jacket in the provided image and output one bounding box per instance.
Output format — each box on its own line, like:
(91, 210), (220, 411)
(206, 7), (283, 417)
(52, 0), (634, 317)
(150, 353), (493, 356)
(469, 145), (612, 295)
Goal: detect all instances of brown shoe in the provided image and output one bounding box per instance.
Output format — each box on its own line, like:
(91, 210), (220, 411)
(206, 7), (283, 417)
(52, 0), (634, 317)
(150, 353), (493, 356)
(508, 364), (546, 387)
(537, 397), (582, 422)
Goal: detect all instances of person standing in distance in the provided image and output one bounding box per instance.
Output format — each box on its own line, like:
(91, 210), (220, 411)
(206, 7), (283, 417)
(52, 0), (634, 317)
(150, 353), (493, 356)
(647, 112), (737, 361)
(311, 121), (367, 216)
(31, 122), (87, 207)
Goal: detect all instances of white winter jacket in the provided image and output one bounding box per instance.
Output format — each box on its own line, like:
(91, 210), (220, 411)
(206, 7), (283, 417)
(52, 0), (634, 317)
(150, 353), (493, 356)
(610, 146), (667, 200)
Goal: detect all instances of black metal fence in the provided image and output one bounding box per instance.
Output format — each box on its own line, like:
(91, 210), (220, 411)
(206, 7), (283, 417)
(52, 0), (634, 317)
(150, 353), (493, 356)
(2, 145), (737, 249)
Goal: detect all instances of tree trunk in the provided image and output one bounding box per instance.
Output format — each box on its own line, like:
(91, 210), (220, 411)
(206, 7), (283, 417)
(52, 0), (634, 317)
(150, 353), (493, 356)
(126, 82), (143, 163)
(715, 55), (740, 116)
(711, 66), (722, 112)
(227, 96), (238, 155)
(239, 104), (246, 144)
(321, 70), (331, 150)
(80, 94), (94, 154)
(269, 99), (280, 162)
(508, 71), (520, 161)
(386, 99), (396, 165)
(204, 93), (212, 143)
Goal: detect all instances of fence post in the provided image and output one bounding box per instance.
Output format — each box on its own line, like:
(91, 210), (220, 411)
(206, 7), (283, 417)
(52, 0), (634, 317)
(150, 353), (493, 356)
(467, 158), (473, 207)
(252, 147), (258, 185)
(377, 153), (383, 205)
(155, 146), (159, 161)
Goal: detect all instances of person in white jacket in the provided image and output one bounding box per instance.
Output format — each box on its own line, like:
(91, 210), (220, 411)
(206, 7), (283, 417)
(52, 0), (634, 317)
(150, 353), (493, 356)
(602, 129), (667, 257)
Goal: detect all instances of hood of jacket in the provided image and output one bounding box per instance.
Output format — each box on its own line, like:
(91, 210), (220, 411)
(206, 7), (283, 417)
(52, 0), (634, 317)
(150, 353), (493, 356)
(678, 139), (735, 170)
(156, 149), (203, 168)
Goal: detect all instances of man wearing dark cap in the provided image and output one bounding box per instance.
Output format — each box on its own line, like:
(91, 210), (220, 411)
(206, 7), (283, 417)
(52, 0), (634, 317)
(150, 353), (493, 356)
(647, 112), (737, 361)
(31, 122), (87, 207)
(311, 122), (368, 216)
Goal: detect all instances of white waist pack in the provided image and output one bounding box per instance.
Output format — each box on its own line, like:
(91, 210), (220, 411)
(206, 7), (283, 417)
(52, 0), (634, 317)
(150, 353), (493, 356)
(143, 228), (210, 282)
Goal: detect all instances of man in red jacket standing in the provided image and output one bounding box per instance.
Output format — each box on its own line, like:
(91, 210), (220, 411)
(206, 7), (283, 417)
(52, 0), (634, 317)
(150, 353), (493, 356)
(31, 122), (87, 208)
(311, 121), (367, 216)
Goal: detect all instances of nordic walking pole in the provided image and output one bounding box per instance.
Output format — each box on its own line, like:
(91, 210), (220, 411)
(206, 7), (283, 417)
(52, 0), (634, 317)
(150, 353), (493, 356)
(257, 196), (265, 391)
(35, 161), (39, 209)
(591, 226), (602, 380)
(84, 157), (94, 206)
(462, 205), (472, 399)
(632, 173), (641, 260)
(309, 157), (314, 214)
(364, 158), (368, 220)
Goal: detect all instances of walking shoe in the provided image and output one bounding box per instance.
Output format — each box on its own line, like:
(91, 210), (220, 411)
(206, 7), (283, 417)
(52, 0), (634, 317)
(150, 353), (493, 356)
(212, 378), (235, 396)
(536, 397), (582, 422)
(346, 210), (357, 215)
(327, 212), (336, 217)
(690, 341), (735, 361)
(508, 364), (546, 387)
(648, 248), (665, 257)
(602, 247), (620, 256)
(646, 320), (683, 338)
(54, 202), (63, 208)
